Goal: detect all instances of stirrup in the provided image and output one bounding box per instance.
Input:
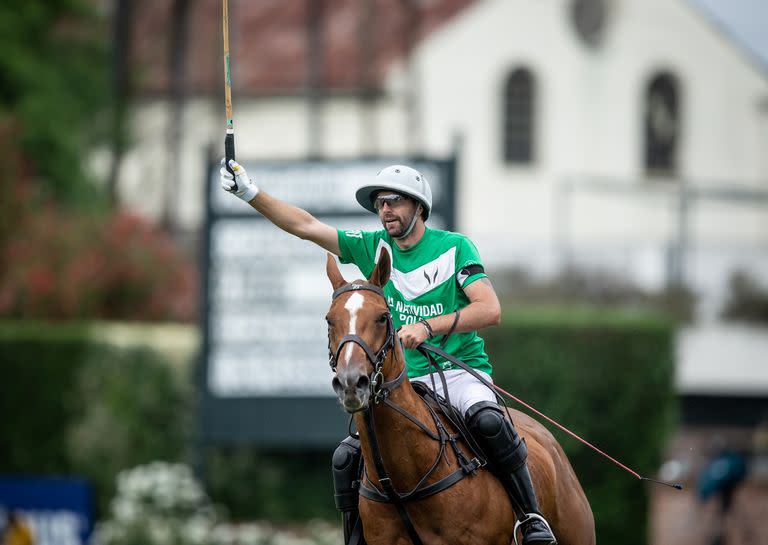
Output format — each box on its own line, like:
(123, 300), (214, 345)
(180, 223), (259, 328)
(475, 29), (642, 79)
(512, 512), (556, 545)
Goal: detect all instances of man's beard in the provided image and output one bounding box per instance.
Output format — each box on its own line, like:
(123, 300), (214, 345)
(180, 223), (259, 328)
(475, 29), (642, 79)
(383, 216), (406, 238)
(382, 208), (419, 239)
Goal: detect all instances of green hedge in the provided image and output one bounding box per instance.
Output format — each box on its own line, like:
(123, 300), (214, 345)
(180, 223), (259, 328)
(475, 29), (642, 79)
(485, 307), (677, 544)
(205, 447), (340, 521)
(0, 321), (191, 516)
(0, 312), (676, 543)
(0, 322), (93, 474)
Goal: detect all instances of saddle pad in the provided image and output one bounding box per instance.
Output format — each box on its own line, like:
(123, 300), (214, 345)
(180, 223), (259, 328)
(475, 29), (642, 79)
(411, 380), (487, 464)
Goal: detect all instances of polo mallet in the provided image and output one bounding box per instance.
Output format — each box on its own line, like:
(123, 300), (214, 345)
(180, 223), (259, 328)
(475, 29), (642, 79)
(222, 0), (237, 189)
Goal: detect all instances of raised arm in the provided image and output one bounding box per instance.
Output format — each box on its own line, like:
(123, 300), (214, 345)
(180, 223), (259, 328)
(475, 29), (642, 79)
(221, 159), (340, 255)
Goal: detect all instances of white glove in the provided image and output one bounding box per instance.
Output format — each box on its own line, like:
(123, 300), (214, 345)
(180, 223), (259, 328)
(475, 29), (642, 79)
(220, 158), (259, 202)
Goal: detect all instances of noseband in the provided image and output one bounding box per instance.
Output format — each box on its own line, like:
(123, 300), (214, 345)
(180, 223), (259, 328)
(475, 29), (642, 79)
(328, 283), (406, 403)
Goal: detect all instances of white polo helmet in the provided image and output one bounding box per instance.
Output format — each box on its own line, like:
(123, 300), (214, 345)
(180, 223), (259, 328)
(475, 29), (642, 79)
(355, 165), (433, 220)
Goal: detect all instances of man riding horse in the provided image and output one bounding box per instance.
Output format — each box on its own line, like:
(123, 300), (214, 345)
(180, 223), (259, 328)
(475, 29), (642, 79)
(221, 160), (558, 545)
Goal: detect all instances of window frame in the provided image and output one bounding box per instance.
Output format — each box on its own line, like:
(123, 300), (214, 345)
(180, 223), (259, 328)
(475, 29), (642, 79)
(643, 71), (681, 177)
(502, 67), (537, 165)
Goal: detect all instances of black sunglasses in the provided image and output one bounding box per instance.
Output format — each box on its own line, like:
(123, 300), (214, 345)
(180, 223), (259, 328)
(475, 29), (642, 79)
(373, 194), (408, 210)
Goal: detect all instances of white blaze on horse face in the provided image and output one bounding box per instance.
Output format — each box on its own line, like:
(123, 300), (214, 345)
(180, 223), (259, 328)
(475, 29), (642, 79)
(343, 292), (365, 362)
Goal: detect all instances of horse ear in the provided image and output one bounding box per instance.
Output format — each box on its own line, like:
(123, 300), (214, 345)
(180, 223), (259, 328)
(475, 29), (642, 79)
(369, 247), (391, 287)
(326, 253), (347, 290)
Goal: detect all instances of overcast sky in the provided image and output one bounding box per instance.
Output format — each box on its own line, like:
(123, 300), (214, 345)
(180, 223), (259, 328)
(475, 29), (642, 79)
(689, 0), (768, 71)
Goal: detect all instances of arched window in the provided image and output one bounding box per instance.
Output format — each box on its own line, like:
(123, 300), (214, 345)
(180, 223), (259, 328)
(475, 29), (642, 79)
(503, 68), (536, 164)
(644, 72), (680, 175)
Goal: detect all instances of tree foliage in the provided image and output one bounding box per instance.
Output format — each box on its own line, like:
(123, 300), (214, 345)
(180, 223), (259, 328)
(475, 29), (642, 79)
(0, 209), (198, 322)
(0, 0), (109, 205)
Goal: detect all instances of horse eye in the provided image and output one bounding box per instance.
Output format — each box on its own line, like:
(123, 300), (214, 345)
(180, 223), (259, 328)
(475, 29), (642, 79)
(377, 313), (388, 324)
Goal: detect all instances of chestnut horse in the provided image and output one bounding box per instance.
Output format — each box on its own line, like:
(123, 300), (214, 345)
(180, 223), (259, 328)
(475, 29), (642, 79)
(326, 249), (595, 545)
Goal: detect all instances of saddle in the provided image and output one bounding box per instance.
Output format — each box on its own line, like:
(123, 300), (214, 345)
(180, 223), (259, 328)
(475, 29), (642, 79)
(357, 376), (488, 508)
(410, 380), (488, 473)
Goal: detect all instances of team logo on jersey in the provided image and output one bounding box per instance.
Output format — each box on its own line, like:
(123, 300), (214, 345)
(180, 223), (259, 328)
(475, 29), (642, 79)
(374, 239), (456, 299)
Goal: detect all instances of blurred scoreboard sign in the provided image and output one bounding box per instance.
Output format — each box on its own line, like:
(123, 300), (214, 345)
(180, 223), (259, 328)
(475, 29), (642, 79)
(201, 158), (456, 445)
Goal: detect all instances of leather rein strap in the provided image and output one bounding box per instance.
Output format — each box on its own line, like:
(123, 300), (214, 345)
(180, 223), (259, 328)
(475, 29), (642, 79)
(329, 283), (480, 545)
(363, 408), (423, 545)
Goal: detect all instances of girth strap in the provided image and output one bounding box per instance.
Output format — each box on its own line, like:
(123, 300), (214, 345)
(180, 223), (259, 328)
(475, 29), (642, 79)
(359, 466), (469, 503)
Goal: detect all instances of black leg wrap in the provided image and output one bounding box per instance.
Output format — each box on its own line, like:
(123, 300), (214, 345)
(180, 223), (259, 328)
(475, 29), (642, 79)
(332, 436), (367, 545)
(466, 401), (528, 473)
(466, 402), (556, 544)
(332, 435), (362, 511)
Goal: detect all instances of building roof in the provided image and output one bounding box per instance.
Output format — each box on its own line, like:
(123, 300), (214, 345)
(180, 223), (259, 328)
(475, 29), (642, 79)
(131, 0), (477, 96)
(688, 0), (768, 74)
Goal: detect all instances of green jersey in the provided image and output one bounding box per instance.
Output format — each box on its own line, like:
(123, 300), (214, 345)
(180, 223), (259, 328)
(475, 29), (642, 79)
(337, 226), (493, 378)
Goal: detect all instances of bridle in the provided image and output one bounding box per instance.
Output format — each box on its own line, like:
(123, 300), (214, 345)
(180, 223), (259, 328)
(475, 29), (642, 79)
(326, 282), (483, 545)
(327, 282), (406, 404)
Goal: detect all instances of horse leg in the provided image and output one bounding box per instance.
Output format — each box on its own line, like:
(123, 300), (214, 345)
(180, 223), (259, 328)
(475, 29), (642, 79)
(332, 435), (367, 545)
(466, 402), (557, 545)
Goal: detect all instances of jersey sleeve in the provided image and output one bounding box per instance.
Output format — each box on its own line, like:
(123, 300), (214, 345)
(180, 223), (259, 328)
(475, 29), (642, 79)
(455, 236), (487, 289)
(336, 229), (379, 279)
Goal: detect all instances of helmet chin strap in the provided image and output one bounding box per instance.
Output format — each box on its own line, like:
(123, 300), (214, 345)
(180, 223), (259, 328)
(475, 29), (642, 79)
(393, 204), (422, 240)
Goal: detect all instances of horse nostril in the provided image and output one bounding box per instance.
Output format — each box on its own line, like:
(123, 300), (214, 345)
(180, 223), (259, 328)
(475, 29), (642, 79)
(356, 375), (370, 391)
(332, 376), (342, 394)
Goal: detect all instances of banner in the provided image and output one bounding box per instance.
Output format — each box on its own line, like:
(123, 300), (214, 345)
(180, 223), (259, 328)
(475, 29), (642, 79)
(0, 477), (92, 545)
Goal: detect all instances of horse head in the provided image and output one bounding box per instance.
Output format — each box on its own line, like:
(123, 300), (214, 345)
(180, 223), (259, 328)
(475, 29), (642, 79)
(326, 248), (396, 413)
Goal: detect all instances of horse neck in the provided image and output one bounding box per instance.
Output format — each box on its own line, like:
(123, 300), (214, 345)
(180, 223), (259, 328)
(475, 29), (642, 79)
(354, 345), (444, 487)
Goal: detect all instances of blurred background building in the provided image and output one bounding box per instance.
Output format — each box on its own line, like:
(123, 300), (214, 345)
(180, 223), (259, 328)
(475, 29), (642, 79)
(97, 0), (768, 541)
(107, 0), (768, 306)
(1, 1), (766, 544)
(102, 2), (767, 537)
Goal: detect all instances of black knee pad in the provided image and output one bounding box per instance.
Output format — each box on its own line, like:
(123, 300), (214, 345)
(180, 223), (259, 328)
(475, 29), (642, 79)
(466, 402), (527, 472)
(332, 435), (362, 512)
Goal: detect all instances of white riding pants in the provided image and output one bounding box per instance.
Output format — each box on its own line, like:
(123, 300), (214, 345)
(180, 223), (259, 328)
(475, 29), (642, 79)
(411, 368), (496, 417)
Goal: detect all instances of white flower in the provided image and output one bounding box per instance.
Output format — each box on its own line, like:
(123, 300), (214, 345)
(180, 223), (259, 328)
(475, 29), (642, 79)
(111, 497), (140, 523)
(237, 521), (273, 544)
(305, 520), (343, 545)
(147, 516), (173, 545)
(271, 534), (316, 545)
(210, 524), (237, 545)
(96, 461), (348, 545)
(181, 514), (213, 545)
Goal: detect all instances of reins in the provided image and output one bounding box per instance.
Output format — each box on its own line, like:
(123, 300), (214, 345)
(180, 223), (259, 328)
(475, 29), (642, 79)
(417, 343), (684, 491)
(328, 283), (482, 545)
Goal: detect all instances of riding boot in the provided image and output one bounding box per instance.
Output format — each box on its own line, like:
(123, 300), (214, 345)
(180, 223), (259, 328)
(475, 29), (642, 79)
(332, 435), (367, 545)
(466, 401), (557, 545)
